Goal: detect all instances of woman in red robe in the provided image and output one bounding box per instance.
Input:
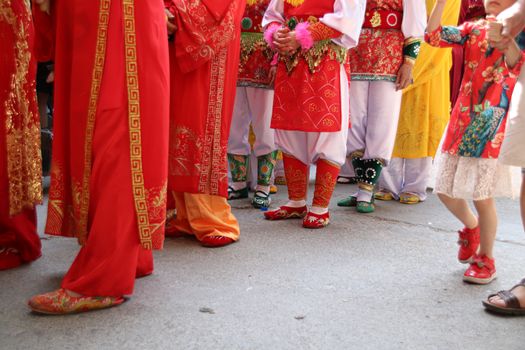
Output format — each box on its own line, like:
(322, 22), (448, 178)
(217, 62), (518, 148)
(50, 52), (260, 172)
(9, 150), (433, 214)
(0, 0), (43, 271)
(28, 0), (170, 315)
(166, 0), (246, 247)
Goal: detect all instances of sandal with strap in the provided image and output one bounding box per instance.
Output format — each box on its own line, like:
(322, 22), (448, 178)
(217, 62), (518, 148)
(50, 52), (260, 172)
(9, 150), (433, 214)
(482, 278), (525, 316)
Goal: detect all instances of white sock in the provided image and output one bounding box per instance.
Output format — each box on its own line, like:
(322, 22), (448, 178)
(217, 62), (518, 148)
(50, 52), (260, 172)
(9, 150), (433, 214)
(357, 189), (373, 203)
(310, 206), (328, 215)
(255, 185), (270, 194)
(285, 200), (307, 208)
(231, 182), (247, 191)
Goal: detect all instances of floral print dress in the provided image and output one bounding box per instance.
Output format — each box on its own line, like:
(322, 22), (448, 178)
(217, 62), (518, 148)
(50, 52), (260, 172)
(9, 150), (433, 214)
(426, 20), (525, 199)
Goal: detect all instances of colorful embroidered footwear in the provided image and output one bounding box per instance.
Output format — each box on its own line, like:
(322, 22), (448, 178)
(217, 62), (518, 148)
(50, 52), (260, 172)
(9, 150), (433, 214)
(228, 186), (249, 200)
(303, 211), (330, 229)
(374, 190), (394, 201)
(357, 200), (375, 213)
(0, 247), (22, 271)
(337, 195), (357, 207)
(28, 289), (125, 315)
(457, 226), (480, 264)
(463, 255), (496, 285)
(200, 235), (235, 248)
(264, 206), (308, 220)
(399, 192), (421, 204)
(252, 191), (271, 209)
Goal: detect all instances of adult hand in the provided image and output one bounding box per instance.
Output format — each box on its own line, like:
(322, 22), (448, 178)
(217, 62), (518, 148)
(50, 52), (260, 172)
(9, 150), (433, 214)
(395, 63), (413, 91)
(497, 2), (525, 39)
(34, 0), (50, 14)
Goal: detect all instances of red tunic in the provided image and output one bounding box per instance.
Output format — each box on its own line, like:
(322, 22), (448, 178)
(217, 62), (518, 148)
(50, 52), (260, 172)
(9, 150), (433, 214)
(349, 0), (404, 82)
(168, 0), (246, 198)
(271, 0), (346, 133)
(238, 0), (273, 88)
(44, 0), (169, 250)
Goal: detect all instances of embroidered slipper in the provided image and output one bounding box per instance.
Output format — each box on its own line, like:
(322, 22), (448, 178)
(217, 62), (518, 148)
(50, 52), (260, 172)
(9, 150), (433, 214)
(374, 190), (394, 201)
(356, 200), (375, 213)
(252, 190), (271, 209)
(399, 192), (421, 204)
(200, 235), (235, 248)
(28, 289), (125, 315)
(303, 211), (330, 229)
(264, 206), (308, 220)
(482, 278), (525, 316)
(337, 195), (357, 207)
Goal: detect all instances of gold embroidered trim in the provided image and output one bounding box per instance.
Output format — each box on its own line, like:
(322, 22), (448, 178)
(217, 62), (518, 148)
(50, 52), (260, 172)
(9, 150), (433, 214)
(282, 40), (348, 74)
(1, 0), (42, 216)
(77, 0), (111, 244)
(284, 0), (305, 7)
(198, 48), (229, 195)
(123, 0), (153, 249)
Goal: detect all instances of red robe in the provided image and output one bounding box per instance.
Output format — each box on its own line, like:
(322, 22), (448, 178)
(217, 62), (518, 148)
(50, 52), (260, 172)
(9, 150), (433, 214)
(45, 0), (169, 250)
(0, 0), (42, 264)
(167, 0), (246, 198)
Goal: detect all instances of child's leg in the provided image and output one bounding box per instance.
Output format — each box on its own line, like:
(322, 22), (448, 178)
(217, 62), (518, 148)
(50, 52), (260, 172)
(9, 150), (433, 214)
(473, 198), (497, 259)
(437, 193), (478, 228)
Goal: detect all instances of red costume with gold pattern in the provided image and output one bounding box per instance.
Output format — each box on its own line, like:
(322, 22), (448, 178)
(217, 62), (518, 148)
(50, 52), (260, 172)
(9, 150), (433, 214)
(262, 0), (365, 228)
(166, 0), (245, 245)
(35, 0), (169, 297)
(0, 0), (42, 270)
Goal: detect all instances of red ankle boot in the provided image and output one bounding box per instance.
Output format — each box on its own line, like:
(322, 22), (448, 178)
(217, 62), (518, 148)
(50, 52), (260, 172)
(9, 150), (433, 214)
(457, 226), (480, 264)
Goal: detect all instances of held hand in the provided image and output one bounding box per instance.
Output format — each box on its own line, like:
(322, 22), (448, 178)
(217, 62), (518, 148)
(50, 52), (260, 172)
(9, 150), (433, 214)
(395, 63), (413, 91)
(35, 0), (50, 14)
(165, 9), (177, 35)
(273, 30), (301, 56)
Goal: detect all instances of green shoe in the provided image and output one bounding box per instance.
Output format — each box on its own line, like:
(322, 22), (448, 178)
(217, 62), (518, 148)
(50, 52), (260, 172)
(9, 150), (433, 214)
(228, 186), (249, 200)
(252, 191), (271, 209)
(337, 195), (357, 207)
(356, 200), (375, 213)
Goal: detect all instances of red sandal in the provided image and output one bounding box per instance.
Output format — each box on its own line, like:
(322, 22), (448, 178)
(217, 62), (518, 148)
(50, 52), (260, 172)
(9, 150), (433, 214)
(457, 226), (480, 264)
(463, 254), (496, 285)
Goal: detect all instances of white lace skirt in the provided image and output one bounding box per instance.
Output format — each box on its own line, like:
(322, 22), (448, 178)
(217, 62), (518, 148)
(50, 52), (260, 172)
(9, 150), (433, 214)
(434, 153), (514, 200)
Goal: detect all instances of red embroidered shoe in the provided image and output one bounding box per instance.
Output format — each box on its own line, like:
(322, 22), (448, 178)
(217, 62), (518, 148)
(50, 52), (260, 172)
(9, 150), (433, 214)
(28, 289), (125, 315)
(0, 247), (22, 271)
(200, 235), (235, 248)
(463, 254), (496, 285)
(457, 226), (480, 264)
(264, 206), (308, 220)
(303, 211), (330, 229)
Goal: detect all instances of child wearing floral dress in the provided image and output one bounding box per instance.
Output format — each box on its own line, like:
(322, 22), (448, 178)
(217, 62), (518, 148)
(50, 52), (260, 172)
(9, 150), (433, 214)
(427, 0), (525, 284)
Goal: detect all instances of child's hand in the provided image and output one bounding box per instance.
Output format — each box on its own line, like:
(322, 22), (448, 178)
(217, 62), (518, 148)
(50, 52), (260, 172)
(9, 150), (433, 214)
(395, 62), (413, 91)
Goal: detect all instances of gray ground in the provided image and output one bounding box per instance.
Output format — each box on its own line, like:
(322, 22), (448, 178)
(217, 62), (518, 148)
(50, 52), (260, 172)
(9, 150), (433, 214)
(1, 183), (524, 350)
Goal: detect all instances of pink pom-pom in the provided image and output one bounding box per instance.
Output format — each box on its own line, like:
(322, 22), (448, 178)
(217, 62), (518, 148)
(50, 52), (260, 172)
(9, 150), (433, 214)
(294, 22), (314, 50)
(264, 23), (281, 50)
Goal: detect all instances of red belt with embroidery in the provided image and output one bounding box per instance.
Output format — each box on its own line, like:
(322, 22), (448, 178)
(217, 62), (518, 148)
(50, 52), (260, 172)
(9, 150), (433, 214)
(362, 10), (403, 30)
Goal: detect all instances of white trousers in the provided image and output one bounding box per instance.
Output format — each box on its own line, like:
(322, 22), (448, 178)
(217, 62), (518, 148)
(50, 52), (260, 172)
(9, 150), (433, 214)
(228, 86), (276, 157)
(500, 68), (525, 167)
(275, 65), (349, 166)
(379, 157), (433, 200)
(347, 81), (403, 163)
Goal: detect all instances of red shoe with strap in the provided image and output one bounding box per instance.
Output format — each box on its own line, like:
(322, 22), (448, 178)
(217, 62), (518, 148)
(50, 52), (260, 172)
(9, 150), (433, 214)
(0, 247), (22, 271)
(463, 254), (496, 284)
(264, 206), (308, 220)
(200, 236), (235, 248)
(303, 211), (330, 229)
(457, 226), (480, 264)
